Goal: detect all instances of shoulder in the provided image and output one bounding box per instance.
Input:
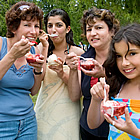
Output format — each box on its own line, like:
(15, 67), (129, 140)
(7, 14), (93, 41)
(70, 45), (85, 56)
(0, 37), (3, 52)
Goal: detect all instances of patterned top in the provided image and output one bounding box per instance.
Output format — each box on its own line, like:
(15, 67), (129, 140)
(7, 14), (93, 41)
(108, 98), (140, 140)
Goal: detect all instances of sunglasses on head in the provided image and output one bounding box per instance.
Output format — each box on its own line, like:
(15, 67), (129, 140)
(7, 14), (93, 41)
(18, 5), (30, 11)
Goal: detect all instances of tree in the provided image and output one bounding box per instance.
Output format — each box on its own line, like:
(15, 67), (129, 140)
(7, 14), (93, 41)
(0, 0), (140, 45)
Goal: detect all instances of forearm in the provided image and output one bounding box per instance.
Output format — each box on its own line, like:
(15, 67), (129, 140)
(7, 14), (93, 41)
(30, 69), (45, 96)
(68, 69), (81, 102)
(87, 96), (104, 129)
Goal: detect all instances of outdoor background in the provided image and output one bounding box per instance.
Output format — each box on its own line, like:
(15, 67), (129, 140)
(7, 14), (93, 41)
(0, 0), (140, 105)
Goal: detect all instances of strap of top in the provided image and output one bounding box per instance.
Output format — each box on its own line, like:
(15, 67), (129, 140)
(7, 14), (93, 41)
(0, 36), (35, 60)
(0, 37), (7, 60)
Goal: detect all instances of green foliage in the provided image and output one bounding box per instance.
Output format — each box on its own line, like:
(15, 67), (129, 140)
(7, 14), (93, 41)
(0, 0), (9, 36)
(0, 0), (140, 45)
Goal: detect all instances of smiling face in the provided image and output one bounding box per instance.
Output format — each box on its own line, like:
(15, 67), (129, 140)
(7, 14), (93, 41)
(86, 18), (113, 50)
(115, 40), (140, 80)
(47, 15), (70, 44)
(13, 18), (40, 42)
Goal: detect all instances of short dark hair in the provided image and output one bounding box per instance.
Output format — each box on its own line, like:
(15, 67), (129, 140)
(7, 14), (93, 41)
(6, 1), (43, 38)
(80, 7), (120, 38)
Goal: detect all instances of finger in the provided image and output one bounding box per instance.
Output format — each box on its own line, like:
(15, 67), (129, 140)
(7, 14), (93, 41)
(104, 113), (115, 125)
(124, 107), (131, 122)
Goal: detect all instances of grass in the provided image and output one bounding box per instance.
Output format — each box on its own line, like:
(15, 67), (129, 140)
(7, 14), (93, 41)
(30, 93), (38, 106)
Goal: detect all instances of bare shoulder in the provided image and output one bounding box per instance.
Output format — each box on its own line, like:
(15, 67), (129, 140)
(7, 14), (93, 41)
(0, 37), (2, 52)
(70, 45), (85, 56)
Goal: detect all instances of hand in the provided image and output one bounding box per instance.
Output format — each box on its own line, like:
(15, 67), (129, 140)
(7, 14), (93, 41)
(90, 77), (109, 102)
(29, 54), (45, 72)
(104, 107), (140, 138)
(38, 30), (49, 48)
(10, 35), (33, 59)
(80, 59), (105, 78)
(65, 52), (79, 70)
(48, 57), (65, 78)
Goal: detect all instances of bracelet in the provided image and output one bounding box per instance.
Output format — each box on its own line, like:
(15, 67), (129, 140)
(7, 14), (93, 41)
(34, 68), (43, 75)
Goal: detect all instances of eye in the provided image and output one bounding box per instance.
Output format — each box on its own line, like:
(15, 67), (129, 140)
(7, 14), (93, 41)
(96, 26), (102, 30)
(130, 52), (136, 56)
(24, 24), (29, 27)
(35, 25), (40, 28)
(47, 24), (53, 28)
(116, 54), (121, 58)
(56, 23), (63, 28)
(86, 28), (92, 32)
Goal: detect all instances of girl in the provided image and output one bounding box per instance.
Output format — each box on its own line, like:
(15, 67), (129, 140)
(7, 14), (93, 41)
(88, 23), (140, 139)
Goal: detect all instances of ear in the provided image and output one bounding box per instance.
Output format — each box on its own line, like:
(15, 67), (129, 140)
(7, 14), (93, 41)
(66, 26), (71, 34)
(110, 29), (115, 38)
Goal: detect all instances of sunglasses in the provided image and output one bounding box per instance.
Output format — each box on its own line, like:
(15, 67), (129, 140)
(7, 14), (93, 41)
(18, 5), (30, 11)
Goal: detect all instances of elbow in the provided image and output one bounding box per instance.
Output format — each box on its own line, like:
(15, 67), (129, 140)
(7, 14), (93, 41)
(87, 120), (96, 129)
(69, 94), (81, 102)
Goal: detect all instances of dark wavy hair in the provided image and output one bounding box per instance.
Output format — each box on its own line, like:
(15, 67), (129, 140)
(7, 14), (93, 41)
(80, 7), (120, 39)
(5, 1), (43, 38)
(103, 23), (140, 99)
(44, 9), (78, 56)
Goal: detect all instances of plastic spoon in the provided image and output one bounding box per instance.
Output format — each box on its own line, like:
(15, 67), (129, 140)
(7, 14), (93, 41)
(46, 34), (58, 37)
(77, 56), (86, 60)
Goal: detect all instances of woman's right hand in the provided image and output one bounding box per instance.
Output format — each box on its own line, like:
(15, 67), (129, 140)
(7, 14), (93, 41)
(90, 77), (109, 102)
(65, 52), (79, 70)
(10, 35), (33, 59)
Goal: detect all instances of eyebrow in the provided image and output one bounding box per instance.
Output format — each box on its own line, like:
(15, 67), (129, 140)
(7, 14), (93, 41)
(87, 24), (103, 28)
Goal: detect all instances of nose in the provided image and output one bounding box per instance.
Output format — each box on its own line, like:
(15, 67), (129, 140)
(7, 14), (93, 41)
(122, 57), (130, 66)
(30, 26), (36, 34)
(91, 28), (97, 36)
(52, 25), (56, 33)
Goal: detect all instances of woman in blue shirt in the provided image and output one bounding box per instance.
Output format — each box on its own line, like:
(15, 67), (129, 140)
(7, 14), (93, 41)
(0, 1), (48, 139)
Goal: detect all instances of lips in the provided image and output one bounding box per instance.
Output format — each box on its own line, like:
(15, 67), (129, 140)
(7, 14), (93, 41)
(123, 68), (135, 73)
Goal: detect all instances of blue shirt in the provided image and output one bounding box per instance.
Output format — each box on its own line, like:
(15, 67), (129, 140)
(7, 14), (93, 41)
(0, 37), (35, 121)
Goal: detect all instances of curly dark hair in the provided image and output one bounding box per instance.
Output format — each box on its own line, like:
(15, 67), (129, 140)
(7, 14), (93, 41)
(5, 1), (43, 38)
(44, 9), (79, 56)
(103, 23), (140, 99)
(80, 7), (120, 39)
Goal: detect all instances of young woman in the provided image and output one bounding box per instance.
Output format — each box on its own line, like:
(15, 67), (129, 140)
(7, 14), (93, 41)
(34, 9), (84, 140)
(66, 7), (120, 140)
(88, 23), (140, 139)
(0, 1), (48, 139)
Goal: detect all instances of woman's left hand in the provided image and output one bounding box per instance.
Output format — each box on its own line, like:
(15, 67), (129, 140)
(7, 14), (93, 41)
(29, 54), (45, 73)
(104, 108), (140, 138)
(80, 59), (105, 78)
(48, 57), (64, 78)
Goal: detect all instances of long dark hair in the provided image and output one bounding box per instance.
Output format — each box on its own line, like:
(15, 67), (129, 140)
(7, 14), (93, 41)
(44, 9), (78, 56)
(103, 23), (140, 99)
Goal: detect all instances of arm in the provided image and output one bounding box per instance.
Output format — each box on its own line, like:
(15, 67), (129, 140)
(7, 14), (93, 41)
(87, 77), (110, 129)
(30, 30), (49, 96)
(0, 36), (32, 80)
(104, 108), (140, 139)
(66, 52), (82, 102)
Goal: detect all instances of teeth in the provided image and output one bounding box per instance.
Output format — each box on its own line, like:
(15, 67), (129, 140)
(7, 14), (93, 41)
(124, 69), (133, 72)
(28, 37), (35, 40)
